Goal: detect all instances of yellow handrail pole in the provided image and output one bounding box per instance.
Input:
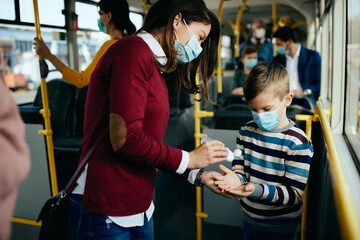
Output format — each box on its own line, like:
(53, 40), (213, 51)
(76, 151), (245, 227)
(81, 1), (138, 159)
(291, 20), (307, 29)
(33, 0), (58, 195)
(315, 101), (360, 240)
(272, 4), (277, 57)
(234, 0), (248, 59)
(194, 1), (225, 238)
(140, 0), (149, 13)
(295, 114), (313, 140)
(194, 70), (213, 240)
(216, 0), (225, 94)
(12, 217), (42, 226)
(295, 114), (314, 240)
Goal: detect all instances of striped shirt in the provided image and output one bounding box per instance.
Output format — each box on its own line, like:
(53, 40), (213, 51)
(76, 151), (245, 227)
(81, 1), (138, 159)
(233, 120), (313, 232)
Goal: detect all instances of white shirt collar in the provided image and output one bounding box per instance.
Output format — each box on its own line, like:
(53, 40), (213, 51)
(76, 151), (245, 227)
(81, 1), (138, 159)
(286, 44), (301, 60)
(137, 31), (167, 65)
(295, 44), (301, 57)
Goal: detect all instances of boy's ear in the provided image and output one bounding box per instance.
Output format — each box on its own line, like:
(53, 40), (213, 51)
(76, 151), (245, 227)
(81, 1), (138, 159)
(284, 92), (293, 107)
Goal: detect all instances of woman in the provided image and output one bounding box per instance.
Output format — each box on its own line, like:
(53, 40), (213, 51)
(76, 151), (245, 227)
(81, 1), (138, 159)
(68, 0), (226, 239)
(33, 0), (135, 88)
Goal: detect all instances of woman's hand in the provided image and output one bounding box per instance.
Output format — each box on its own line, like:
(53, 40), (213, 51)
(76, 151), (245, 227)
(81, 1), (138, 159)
(33, 37), (65, 73)
(33, 37), (52, 59)
(188, 140), (228, 169)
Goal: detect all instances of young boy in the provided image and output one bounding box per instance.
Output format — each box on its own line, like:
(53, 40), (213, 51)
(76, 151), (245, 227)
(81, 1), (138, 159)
(232, 46), (258, 95)
(214, 62), (313, 239)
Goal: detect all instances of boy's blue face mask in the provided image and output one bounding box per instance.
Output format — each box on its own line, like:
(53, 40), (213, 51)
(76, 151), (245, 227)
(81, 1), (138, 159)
(98, 19), (106, 33)
(174, 19), (203, 64)
(252, 97), (286, 131)
(246, 59), (258, 69)
(277, 47), (289, 56)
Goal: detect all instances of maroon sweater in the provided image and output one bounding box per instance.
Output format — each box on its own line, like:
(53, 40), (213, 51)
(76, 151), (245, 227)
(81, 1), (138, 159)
(81, 36), (182, 216)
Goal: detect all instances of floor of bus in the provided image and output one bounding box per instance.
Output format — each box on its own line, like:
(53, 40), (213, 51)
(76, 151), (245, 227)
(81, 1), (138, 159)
(154, 171), (243, 240)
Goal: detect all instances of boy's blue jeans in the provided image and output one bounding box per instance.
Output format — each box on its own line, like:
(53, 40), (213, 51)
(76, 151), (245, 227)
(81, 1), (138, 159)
(242, 220), (299, 240)
(68, 194), (154, 240)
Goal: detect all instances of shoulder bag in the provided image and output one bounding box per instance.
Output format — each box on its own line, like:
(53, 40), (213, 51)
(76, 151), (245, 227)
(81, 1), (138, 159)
(37, 126), (108, 240)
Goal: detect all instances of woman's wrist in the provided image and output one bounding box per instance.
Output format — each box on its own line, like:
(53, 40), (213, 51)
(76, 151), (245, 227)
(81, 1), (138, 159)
(194, 169), (204, 187)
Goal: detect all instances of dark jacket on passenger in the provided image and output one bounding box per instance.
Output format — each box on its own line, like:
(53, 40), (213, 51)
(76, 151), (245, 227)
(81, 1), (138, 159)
(273, 45), (321, 99)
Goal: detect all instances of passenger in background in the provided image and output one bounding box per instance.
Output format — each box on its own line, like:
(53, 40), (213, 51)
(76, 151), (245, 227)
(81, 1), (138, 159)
(207, 62), (313, 240)
(33, 0), (136, 88)
(232, 46), (258, 95)
(238, 19), (273, 62)
(0, 82), (30, 240)
(273, 26), (321, 102)
(68, 0), (226, 239)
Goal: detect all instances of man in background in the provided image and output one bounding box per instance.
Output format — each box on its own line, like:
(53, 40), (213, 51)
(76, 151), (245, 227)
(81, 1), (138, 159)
(238, 19), (274, 62)
(273, 26), (321, 102)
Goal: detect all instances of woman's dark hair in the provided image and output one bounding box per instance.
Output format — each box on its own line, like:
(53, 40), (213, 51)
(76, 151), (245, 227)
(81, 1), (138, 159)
(98, 0), (136, 35)
(138, 0), (220, 102)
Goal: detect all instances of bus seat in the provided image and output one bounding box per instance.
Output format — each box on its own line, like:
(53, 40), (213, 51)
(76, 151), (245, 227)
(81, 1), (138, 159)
(33, 79), (84, 152)
(289, 96), (315, 113)
(33, 79), (76, 138)
(73, 86), (88, 137)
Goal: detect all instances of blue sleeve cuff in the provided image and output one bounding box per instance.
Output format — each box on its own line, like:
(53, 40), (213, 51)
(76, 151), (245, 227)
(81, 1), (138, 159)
(249, 184), (263, 199)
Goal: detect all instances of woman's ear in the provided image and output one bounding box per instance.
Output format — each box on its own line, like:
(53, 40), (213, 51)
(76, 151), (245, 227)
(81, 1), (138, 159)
(284, 92), (293, 107)
(105, 12), (112, 25)
(173, 13), (182, 29)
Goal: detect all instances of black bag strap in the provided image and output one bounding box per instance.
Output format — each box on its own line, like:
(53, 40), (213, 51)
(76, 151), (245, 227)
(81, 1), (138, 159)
(63, 124), (109, 194)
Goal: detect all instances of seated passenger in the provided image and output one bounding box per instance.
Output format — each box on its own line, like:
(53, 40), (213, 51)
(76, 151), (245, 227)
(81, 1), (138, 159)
(273, 26), (321, 103)
(232, 46), (258, 95)
(238, 19), (274, 62)
(33, 0), (136, 88)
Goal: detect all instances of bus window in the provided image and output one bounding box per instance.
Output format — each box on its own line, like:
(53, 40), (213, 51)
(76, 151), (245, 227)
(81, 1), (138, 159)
(0, 25), (68, 104)
(328, 7), (333, 102)
(19, 0), (65, 27)
(345, 0), (360, 160)
(0, 0), (16, 21)
(75, 2), (143, 72)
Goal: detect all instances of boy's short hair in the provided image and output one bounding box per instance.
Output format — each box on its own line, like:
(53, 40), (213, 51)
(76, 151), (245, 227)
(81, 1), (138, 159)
(272, 26), (297, 43)
(243, 62), (289, 102)
(242, 46), (257, 57)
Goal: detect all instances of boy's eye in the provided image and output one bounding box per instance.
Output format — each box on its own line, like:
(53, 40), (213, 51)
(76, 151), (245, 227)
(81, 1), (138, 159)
(264, 108), (271, 111)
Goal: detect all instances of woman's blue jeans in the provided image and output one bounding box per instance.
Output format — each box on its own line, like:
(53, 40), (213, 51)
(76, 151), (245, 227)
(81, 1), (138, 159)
(68, 194), (154, 240)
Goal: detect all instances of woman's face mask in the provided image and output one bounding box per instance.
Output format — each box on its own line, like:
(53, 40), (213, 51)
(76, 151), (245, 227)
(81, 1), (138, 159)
(174, 19), (203, 64)
(252, 96), (287, 131)
(98, 19), (106, 33)
(254, 28), (266, 39)
(245, 59), (258, 69)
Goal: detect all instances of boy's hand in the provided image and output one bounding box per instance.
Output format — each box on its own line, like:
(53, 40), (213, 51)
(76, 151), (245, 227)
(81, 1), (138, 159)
(202, 171), (236, 198)
(228, 183), (255, 198)
(213, 164), (242, 192)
